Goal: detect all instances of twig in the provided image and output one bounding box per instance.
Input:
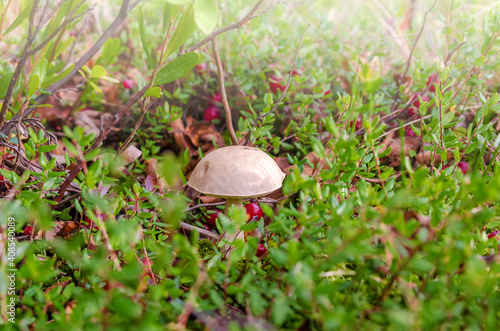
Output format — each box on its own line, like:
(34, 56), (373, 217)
(179, 222), (220, 241)
(54, 84), (151, 202)
(185, 0), (266, 54)
(0, 0), (140, 136)
(0, 0), (40, 128)
(243, 24), (309, 145)
(212, 37), (238, 145)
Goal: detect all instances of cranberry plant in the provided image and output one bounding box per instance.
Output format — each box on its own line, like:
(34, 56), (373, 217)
(1, 0), (500, 330)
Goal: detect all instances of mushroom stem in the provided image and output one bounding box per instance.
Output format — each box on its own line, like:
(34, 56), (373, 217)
(224, 198), (243, 215)
(222, 198), (245, 252)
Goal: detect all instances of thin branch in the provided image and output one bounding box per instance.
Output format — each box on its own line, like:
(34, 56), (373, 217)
(29, 0), (89, 55)
(0, 0), (140, 136)
(243, 24), (309, 145)
(185, 0), (285, 54)
(54, 83), (151, 202)
(212, 37), (238, 145)
(0, 0), (40, 128)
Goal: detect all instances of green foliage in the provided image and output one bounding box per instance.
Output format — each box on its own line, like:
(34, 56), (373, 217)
(2, 0), (500, 330)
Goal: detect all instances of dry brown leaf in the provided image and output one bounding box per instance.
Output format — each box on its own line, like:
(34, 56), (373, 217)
(380, 135), (421, 168)
(170, 118), (187, 151)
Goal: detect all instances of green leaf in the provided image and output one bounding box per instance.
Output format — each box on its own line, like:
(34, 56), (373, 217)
(474, 55), (485, 67)
(38, 145), (58, 153)
(41, 64), (74, 88)
(90, 65), (107, 79)
(154, 51), (199, 85)
(163, 4), (195, 60)
(194, 0), (218, 34)
(138, 6), (153, 68)
(163, 3), (175, 34)
(4, 2), (33, 35)
(27, 74), (40, 98)
(0, 72), (13, 99)
(145, 87), (162, 98)
(137, 73), (147, 90)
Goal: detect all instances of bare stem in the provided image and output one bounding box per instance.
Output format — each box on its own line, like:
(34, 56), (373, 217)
(212, 37), (238, 145)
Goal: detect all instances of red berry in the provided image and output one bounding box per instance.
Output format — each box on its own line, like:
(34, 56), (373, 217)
(205, 210), (221, 228)
(324, 89), (331, 96)
(269, 76), (285, 94)
(210, 93), (222, 104)
(426, 74), (439, 92)
(23, 226), (33, 236)
(196, 63), (207, 73)
(256, 243), (267, 257)
(203, 105), (221, 121)
(408, 107), (417, 117)
(122, 79), (134, 89)
(457, 161), (469, 174)
(350, 118), (362, 131)
(141, 257), (153, 267)
(412, 93), (430, 108)
(405, 126), (416, 137)
(488, 231), (499, 240)
(245, 202), (264, 222)
(202, 223), (211, 231)
(443, 164), (451, 170)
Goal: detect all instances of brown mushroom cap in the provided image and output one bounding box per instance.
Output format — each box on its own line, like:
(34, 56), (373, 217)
(187, 146), (285, 198)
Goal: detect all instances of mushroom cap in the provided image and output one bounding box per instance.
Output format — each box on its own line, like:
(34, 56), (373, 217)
(187, 146), (285, 198)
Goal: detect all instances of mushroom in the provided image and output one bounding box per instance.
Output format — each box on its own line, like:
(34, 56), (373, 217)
(188, 145), (285, 246)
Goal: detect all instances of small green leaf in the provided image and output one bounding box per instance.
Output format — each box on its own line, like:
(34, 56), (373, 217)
(194, 0), (218, 34)
(474, 55), (485, 67)
(154, 51), (199, 85)
(163, 4), (195, 59)
(38, 145), (58, 153)
(138, 6), (153, 68)
(145, 87), (162, 98)
(90, 65), (107, 79)
(27, 74), (40, 98)
(4, 2), (33, 35)
(41, 64), (74, 88)
(163, 3), (174, 34)
(0, 72), (14, 99)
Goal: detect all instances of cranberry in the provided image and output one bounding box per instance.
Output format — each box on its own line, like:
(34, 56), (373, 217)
(291, 67), (302, 76)
(23, 226), (33, 236)
(245, 202), (264, 222)
(412, 93), (430, 108)
(350, 118), (362, 131)
(408, 107), (417, 117)
(122, 79), (134, 89)
(210, 93), (222, 104)
(488, 231), (499, 240)
(457, 161), (469, 174)
(405, 126), (416, 137)
(324, 89), (331, 96)
(269, 76), (285, 94)
(256, 244), (267, 257)
(196, 63), (207, 73)
(203, 105), (221, 121)
(141, 257), (153, 267)
(202, 223), (211, 231)
(205, 210), (221, 228)
(426, 74), (439, 92)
